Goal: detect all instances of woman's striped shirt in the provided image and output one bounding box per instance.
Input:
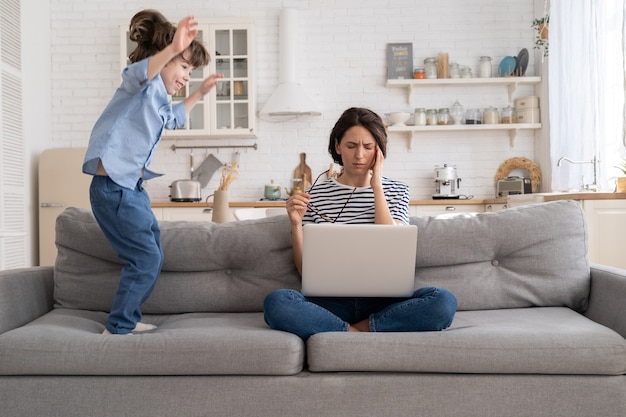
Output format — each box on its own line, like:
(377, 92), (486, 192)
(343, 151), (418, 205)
(302, 177), (410, 225)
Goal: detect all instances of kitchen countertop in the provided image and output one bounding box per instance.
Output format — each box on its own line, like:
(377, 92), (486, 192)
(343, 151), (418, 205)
(151, 192), (626, 208)
(151, 197), (507, 208)
(507, 192), (626, 205)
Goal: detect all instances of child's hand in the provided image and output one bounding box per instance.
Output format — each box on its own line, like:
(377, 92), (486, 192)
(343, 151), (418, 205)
(199, 74), (225, 95)
(172, 16), (199, 54)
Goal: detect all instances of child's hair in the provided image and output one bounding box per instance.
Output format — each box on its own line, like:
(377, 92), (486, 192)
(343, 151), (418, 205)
(128, 9), (210, 68)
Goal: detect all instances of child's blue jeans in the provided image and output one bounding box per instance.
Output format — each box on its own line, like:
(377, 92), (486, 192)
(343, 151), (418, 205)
(264, 286), (457, 340)
(89, 175), (163, 334)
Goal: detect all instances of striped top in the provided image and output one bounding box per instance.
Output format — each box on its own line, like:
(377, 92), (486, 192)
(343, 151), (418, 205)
(302, 177), (410, 225)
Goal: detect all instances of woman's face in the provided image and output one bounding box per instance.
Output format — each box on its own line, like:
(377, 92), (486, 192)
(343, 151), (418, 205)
(335, 126), (378, 174)
(160, 52), (194, 96)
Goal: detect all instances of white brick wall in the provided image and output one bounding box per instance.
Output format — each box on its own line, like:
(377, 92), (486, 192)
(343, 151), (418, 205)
(50, 0), (541, 201)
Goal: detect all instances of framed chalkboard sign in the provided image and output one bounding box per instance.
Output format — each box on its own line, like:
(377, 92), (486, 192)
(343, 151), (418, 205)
(387, 43), (413, 80)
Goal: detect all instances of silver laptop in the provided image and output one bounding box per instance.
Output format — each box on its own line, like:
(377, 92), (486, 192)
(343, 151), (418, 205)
(301, 224), (418, 297)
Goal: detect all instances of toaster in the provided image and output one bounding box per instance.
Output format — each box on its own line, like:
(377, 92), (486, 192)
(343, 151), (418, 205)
(169, 179), (201, 202)
(496, 176), (532, 198)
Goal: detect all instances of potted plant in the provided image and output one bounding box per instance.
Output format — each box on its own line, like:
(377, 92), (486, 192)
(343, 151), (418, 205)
(615, 157), (626, 192)
(532, 15), (549, 58)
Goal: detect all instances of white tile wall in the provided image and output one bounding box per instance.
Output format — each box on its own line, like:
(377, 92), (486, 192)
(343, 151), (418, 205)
(50, 0), (541, 201)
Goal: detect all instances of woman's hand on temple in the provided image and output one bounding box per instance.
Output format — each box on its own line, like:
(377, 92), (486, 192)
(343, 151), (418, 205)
(370, 146), (384, 188)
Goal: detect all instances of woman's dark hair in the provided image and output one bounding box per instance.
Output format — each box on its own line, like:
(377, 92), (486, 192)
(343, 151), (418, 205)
(328, 107), (387, 166)
(128, 9), (210, 68)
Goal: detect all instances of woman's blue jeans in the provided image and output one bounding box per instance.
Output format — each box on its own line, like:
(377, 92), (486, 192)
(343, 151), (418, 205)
(264, 286), (457, 340)
(89, 176), (163, 334)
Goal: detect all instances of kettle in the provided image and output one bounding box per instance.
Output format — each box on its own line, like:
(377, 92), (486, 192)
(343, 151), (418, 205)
(264, 180), (282, 200)
(170, 179), (201, 202)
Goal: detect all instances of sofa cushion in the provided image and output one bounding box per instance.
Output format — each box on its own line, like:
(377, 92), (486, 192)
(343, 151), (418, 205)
(410, 200), (590, 311)
(0, 309), (304, 376)
(307, 307), (626, 375)
(53, 208), (301, 313)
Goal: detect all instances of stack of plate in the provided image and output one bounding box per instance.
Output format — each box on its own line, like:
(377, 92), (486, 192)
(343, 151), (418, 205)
(498, 48), (529, 77)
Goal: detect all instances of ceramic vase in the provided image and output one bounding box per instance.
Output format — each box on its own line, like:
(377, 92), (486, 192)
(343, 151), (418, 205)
(211, 190), (231, 223)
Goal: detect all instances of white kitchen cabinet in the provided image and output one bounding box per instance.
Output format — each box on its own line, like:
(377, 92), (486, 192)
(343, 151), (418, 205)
(385, 77), (542, 149)
(582, 199), (626, 269)
(120, 19), (255, 139)
(160, 207), (220, 222)
(410, 204), (484, 217)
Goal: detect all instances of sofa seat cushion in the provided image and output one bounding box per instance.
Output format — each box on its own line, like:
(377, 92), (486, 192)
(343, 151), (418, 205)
(0, 309), (303, 376)
(307, 307), (626, 375)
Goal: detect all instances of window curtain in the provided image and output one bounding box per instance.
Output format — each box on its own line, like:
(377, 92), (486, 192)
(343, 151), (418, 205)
(549, 0), (625, 191)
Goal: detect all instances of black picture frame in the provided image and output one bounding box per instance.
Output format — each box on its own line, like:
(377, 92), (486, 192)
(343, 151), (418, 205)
(387, 43), (413, 80)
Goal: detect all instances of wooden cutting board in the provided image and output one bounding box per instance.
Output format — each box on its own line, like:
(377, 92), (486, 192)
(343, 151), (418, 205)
(294, 152), (312, 190)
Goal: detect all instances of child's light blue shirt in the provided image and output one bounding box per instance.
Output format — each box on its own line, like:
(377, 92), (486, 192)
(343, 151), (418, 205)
(83, 58), (187, 189)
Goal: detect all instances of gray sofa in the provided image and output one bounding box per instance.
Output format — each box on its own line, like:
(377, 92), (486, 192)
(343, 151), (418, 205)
(1, 200), (625, 417)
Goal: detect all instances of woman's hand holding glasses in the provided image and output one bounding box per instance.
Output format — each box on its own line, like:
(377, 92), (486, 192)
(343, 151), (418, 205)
(286, 192), (311, 226)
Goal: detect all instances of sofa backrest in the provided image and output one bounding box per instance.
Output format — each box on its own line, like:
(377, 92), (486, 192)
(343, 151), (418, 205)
(53, 200), (590, 314)
(409, 200), (590, 312)
(53, 208), (301, 314)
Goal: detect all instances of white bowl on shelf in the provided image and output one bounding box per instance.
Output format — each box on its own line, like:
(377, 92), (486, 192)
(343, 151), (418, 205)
(385, 112), (411, 126)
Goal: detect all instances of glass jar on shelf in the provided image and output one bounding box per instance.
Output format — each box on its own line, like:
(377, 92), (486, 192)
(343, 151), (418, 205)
(426, 109), (438, 125)
(483, 106), (500, 124)
(465, 108), (482, 124)
(424, 58), (438, 79)
(413, 67), (426, 79)
(450, 100), (464, 125)
(437, 108), (451, 125)
(414, 108), (427, 126)
(501, 106), (517, 124)
(449, 62), (460, 78)
(479, 56), (492, 78)
(460, 65), (472, 78)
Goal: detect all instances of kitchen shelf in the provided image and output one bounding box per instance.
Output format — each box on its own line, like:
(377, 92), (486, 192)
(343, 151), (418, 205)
(386, 77), (542, 106)
(387, 123), (542, 150)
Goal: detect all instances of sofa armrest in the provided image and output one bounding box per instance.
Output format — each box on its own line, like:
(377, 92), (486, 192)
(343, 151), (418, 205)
(0, 267), (54, 334)
(584, 264), (626, 339)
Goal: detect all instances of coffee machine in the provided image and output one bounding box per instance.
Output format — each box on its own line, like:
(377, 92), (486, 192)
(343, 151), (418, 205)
(433, 164), (461, 199)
